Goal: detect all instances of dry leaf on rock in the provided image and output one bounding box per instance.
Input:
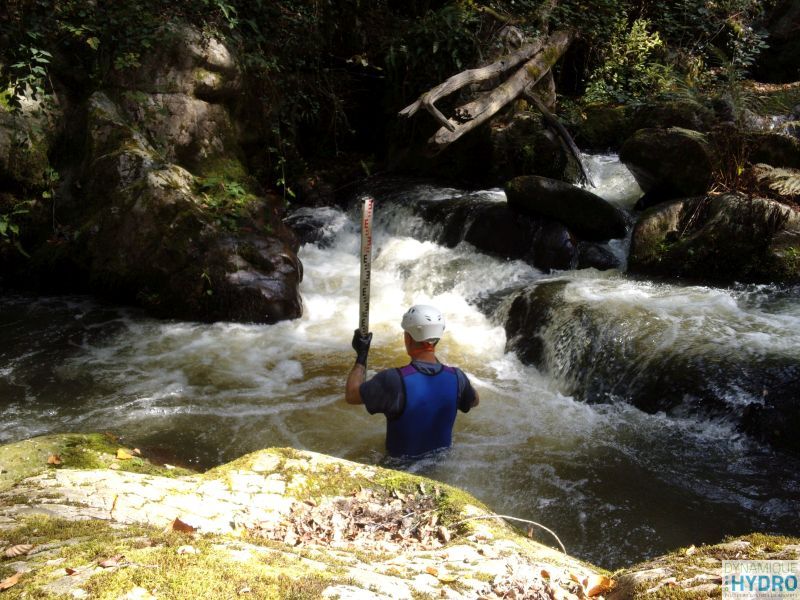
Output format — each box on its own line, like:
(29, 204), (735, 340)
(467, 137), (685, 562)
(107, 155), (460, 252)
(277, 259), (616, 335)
(168, 518), (196, 534)
(586, 575), (615, 597)
(117, 449), (133, 460)
(47, 454), (62, 465)
(3, 544), (34, 558)
(65, 567), (77, 576)
(425, 566), (439, 577)
(541, 569), (551, 580)
(98, 555), (125, 568)
(0, 572), (21, 591)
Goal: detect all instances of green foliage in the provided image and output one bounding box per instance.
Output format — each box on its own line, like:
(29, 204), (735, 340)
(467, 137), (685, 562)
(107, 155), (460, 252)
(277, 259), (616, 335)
(386, 3), (482, 91)
(0, 200), (32, 256)
(6, 34), (52, 109)
(584, 18), (672, 104)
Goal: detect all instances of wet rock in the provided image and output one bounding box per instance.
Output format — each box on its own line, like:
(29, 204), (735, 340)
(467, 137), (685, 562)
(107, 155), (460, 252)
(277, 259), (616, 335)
(504, 280), (567, 366)
(531, 222), (578, 271)
(741, 372), (800, 454)
(416, 197), (578, 272)
(619, 127), (715, 199)
(284, 207), (346, 247)
(504, 280), (800, 432)
(577, 243), (620, 271)
(462, 203), (540, 259)
(629, 194), (800, 284)
(505, 175), (628, 242)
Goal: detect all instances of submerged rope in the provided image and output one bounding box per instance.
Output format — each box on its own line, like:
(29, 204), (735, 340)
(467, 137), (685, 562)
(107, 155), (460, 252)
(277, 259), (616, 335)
(453, 514), (567, 555)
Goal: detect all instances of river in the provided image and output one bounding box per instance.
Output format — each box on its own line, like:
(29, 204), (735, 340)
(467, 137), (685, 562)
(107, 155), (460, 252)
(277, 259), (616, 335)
(1, 155), (798, 568)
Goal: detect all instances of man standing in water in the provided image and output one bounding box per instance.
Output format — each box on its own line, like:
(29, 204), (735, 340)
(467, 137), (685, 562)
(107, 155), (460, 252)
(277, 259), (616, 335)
(345, 304), (479, 458)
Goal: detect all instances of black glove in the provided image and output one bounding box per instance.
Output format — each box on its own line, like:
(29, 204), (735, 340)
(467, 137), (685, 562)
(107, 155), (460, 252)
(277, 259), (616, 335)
(352, 329), (372, 366)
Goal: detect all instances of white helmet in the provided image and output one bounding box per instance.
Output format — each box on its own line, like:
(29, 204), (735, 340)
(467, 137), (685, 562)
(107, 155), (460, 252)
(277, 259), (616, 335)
(401, 304), (445, 342)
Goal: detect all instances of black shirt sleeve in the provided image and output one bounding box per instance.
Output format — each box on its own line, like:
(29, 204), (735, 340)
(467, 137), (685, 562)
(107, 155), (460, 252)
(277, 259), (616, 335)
(455, 368), (476, 413)
(360, 368), (405, 420)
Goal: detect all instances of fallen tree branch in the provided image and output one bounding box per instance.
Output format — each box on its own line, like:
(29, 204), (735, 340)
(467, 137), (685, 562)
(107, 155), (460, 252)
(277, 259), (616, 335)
(429, 29), (574, 150)
(525, 89), (595, 187)
(398, 38), (546, 121)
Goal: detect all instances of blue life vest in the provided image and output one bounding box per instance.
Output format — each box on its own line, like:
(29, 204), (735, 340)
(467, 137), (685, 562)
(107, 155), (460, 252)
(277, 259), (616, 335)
(386, 363), (459, 457)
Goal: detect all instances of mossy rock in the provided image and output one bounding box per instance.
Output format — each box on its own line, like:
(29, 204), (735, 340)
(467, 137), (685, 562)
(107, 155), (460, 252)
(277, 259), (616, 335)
(609, 534), (800, 600)
(629, 99), (715, 134)
(0, 433), (193, 492)
(0, 441), (602, 599)
(619, 127), (715, 199)
(629, 194), (800, 284)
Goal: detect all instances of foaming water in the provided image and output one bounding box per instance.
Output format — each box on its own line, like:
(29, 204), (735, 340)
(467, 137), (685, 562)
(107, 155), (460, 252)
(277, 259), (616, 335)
(2, 168), (799, 568)
(581, 153), (643, 209)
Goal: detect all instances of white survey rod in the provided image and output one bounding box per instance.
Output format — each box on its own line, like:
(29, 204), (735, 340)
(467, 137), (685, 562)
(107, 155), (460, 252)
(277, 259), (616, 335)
(359, 197), (374, 337)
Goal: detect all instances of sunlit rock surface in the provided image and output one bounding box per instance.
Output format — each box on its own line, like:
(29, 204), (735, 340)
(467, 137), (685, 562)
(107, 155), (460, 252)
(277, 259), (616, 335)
(0, 434), (603, 599)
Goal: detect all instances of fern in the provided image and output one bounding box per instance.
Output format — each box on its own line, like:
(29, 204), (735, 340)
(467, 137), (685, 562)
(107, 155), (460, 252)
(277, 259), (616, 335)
(754, 163), (800, 197)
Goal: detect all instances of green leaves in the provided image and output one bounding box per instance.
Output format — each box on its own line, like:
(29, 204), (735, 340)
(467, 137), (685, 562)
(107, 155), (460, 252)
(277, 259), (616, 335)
(585, 18), (672, 104)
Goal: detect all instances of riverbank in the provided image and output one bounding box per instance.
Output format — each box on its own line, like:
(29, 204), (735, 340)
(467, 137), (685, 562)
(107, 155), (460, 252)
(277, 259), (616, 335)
(1, 434), (798, 599)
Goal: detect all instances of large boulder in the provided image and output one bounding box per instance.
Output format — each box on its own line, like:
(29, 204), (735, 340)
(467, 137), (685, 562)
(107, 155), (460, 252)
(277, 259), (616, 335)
(412, 194), (580, 272)
(619, 127), (715, 200)
(1, 24), (304, 324)
(629, 99), (715, 133)
(505, 175), (628, 242)
(73, 91), (302, 323)
(628, 194), (800, 284)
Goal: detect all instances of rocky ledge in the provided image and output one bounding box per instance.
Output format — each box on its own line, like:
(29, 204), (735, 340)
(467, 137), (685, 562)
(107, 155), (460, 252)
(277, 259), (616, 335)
(1, 434), (797, 599)
(0, 434), (603, 599)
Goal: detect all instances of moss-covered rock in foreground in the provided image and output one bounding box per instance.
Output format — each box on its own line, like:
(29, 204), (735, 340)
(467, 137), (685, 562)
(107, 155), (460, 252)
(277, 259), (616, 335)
(0, 433), (193, 493)
(0, 434), (601, 599)
(3, 434), (794, 599)
(609, 534), (800, 600)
